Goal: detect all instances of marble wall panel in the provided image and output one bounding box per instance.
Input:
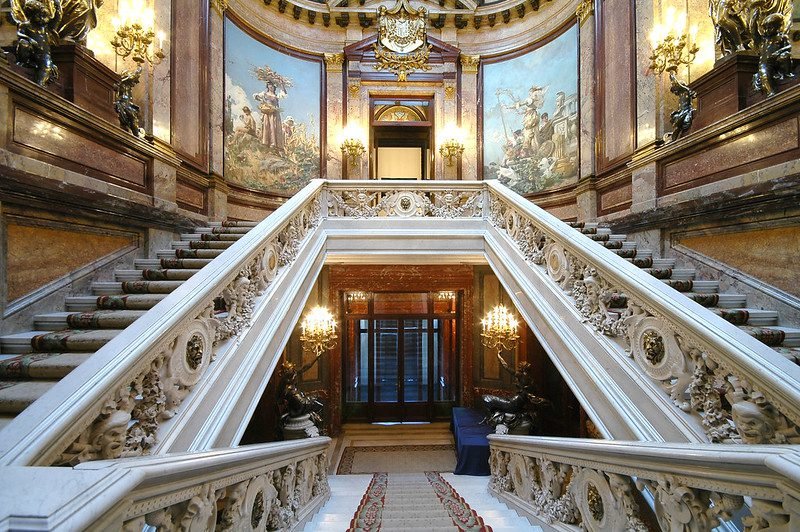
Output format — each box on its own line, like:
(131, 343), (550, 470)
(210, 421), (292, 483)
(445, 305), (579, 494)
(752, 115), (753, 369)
(599, 182), (633, 214)
(6, 221), (137, 302)
(176, 181), (206, 213)
(12, 106), (148, 190)
(545, 202), (578, 220)
(676, 226), (800, 297)
(226, 201), (273, 222)
(661, 117), (800, 194)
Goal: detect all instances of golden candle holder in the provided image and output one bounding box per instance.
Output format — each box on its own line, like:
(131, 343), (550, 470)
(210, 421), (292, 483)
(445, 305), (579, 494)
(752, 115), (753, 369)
(300, 306), (338, 356)
(480, 305), (519, 355)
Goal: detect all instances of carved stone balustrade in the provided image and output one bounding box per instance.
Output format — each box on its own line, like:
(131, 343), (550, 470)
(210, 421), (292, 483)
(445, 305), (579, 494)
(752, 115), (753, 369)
(488, 435), (800, 531)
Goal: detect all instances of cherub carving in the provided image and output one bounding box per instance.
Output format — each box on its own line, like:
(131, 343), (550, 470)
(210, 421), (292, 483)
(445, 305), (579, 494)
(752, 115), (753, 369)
(114, 67), (142, 136)
(10, 0), (62, 86)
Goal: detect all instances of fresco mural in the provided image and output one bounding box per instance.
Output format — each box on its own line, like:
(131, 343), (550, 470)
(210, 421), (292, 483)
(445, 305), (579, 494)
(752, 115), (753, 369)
(482, 25), (579, 195)
(224, 19), (321, 195)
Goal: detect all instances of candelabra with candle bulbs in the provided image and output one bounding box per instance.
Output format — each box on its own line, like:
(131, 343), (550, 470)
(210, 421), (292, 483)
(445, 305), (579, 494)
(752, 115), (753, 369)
(279, 306), (337, 439)
(649, 8), (699, 142)
(438, 124), (465, 167)
(481, 304), (520, 355)
(110, 0), (165, 137)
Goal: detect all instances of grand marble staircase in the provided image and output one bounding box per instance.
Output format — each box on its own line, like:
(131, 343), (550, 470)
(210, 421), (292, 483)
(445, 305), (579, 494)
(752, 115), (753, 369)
(0, 220), (259, 431)
(569, 222), (800, 360)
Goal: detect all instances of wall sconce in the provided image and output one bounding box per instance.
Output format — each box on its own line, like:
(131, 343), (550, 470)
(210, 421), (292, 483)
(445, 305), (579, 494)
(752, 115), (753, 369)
(649, 8), (699, 143)
(340, 123), (366, 164)
(300, 306), (338, 356)
(438, 124), (465, 167)
(481, 305), (519, 355)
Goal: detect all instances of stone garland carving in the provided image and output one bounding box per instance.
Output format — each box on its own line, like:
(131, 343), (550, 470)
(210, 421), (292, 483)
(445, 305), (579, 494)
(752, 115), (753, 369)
(487, 193), (800, 446)
(121, 452), (330, 532)
(53, 196), (323, 466)
(490, 449), (797, 531)
(326, 188), (483, 219)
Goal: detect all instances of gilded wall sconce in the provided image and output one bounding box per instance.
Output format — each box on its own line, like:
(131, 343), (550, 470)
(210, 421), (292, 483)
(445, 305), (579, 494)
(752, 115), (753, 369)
(649, 8), (699, 143)
(300, 306), (338, 357)
(439, 123), (465, 167)
(110, 0), (165, 137)
(340, 123), (366, 164)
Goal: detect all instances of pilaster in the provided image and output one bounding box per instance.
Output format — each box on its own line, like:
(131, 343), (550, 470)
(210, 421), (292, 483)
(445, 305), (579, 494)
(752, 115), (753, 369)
(325, 53), (345, 180)
(460, 55), (480, 181)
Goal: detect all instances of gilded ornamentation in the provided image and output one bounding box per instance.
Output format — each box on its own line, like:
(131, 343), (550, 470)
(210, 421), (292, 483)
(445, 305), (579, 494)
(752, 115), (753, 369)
(642, 330), (665, 364)
(211, 0), (229, 14)
(58, 0), (104, 43)
(575, 0), (594, 25)
(460, 54), (480, 74)
(324, 52), (345, 73)
(348, 79), (361, 98)
(444, 82), (456, 100)
(373, 0), (431, 81)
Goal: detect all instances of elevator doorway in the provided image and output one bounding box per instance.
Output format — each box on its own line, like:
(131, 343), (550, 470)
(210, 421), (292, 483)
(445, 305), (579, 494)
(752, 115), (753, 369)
(342, 291), (459, 422)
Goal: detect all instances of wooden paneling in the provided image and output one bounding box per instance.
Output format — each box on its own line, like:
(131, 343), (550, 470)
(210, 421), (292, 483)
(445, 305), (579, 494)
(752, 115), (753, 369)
(596, 0), (636, 172)
(171, 0), (210, 171)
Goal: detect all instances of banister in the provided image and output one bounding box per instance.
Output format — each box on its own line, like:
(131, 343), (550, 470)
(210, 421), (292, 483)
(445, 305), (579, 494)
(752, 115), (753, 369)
(0, 180), (325, 467)
(487, 434), (800, 530)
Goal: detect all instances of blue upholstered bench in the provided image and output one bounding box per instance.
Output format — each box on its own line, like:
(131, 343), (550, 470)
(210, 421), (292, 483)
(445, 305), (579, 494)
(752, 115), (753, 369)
(451, 407), (493, 476)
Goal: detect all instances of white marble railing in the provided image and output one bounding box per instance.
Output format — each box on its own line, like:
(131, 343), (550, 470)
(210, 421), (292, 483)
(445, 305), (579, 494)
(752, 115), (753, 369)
(0, 180), (324, 467)
(1, 179), (799, 472)
(1, 437), (330, 531)
(487, 434), (800, 531)
(485, 180), (800, 445)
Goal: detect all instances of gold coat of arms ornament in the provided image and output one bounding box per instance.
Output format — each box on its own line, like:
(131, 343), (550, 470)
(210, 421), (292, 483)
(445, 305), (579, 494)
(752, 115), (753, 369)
(374, 0), (432, 81)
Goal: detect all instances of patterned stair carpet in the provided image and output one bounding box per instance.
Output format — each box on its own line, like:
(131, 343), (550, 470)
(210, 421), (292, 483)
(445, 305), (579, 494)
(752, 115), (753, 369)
(348, 472), (491, 531)
(337, 444), (456, 474)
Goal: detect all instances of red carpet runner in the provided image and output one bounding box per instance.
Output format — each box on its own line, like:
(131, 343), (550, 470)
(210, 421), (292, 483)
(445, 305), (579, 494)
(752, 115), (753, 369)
(348, 472), (492, 531)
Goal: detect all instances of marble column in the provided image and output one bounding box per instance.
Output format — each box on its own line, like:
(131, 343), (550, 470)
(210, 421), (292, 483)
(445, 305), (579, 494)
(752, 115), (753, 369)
(460, 55), (480, 181)
(442, 72), (458, 180)
(345, 74), (369, 179)
(325, 53), (345, 180)
(576, 3), (597, 221)
(637, 0), (660, 148)
(209, 3), (226, 178)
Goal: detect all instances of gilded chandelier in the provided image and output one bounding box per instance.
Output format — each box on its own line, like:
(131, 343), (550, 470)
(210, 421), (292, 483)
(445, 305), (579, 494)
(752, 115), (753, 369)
(300, 306), (338, 356)
(481, 305), (520, 354)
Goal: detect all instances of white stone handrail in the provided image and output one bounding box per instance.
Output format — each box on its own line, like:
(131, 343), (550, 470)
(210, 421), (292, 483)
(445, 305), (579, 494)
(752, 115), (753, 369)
(0, 180), (325, 467)
(486, 180), (800, 445)
(0, 437), (331, 531)
(487, 434), (800, 530)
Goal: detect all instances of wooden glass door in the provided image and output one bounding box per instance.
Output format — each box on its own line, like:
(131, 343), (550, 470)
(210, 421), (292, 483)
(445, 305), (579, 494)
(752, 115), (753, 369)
(342, 292), (459, 422)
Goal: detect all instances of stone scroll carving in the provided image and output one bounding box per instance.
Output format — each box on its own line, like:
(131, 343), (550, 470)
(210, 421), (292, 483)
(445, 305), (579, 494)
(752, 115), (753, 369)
(121, 452), (329, 532)
(486, 193), (800, 446)
(52, 196), (323, 466)
(490, 448), (797, 532)
(326, 188), (483, 219)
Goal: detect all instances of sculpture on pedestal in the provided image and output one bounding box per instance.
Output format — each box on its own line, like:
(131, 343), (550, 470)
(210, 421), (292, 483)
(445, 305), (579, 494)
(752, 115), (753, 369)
(10, 0), (61, 86)
(113, 66), (142, 137)
(278, 355), (324, 439)
(482, 352), (549, 435)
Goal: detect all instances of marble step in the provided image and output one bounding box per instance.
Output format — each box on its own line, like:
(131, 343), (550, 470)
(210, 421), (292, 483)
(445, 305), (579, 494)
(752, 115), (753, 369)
(0, 380), (57, 413)
(210, 226), (252, 234)
(651, 258), (677, 268)
(34, 311), (145, 331)
(0, 329), (122, 354)
(157, 248), (225, 259)
(208, 221), (259, 228)
(188, 240), (234, 250)
(742, 326), (800, 347)
(774, 347), (800, 364)
(642, 267), (696, 280)
(711, 308), (779, 327)
(661, 279), (720, 293)
(114, 269), (198, 281)
(200, 233), (244, 241)
(686, 293), (747, 308)
(92, 281), (184, 295)
(133, 258), (162, 270)
(0, 415), (14, 431)
(0, 352), (89, 379)
(65, 294), (167, 311)
(159, 258), (213, 269)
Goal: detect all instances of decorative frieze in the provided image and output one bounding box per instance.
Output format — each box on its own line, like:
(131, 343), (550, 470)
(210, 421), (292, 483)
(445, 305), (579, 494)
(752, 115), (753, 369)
(326, 187), (484, 219)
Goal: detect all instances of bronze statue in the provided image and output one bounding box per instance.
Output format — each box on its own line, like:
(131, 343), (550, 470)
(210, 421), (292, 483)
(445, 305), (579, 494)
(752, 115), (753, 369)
(481, 352), (549, 434)
(278, 353), (324, 433)
(114, 67), (142, 137)
(10, 0), (62, 86)
(668, 73), (697, 141)
(753, 13), (794, 97)
(57, 0), (103, 44)
(709, 0), (750, 56)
